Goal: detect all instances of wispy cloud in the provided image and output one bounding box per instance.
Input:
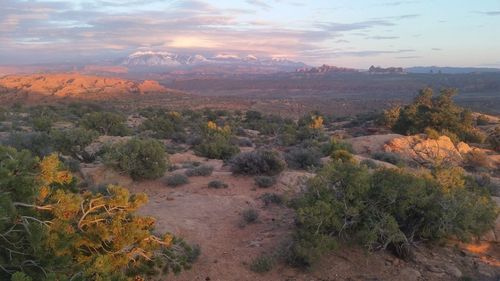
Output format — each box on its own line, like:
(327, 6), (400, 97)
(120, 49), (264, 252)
(476, 10), (500, 16)
(246, 0), (272, 9)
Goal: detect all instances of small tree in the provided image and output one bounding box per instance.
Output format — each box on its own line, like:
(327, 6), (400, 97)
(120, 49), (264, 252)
(81, 112), (130, 136)
(194, 121), (239, 160)
(105, 138), (168, 180)
(51, 128), (98, 160)
(0, 147), (197, 280)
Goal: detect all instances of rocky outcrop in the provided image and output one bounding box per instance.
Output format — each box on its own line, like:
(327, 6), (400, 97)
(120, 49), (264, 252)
(0, 73), (173, 101)
(384, 135), (470, 166)
(346, 134), (403, 156)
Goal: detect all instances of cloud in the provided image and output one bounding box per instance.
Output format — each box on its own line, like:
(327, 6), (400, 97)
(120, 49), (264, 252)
(246, 0), (272, 9)
(477, 10), (500, 16)
(396, 55), (421, 59)
(366, 36), (399, 40)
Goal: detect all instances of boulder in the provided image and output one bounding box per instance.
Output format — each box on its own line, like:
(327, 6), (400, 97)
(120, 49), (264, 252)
(384, 135), (469, 166)
(346, 134), (403, 156)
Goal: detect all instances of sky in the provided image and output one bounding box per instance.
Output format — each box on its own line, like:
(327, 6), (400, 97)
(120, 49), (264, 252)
(1, 0), (500, 68)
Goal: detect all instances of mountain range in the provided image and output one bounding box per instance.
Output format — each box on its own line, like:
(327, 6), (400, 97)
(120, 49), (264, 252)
(121, 51), (307, 71)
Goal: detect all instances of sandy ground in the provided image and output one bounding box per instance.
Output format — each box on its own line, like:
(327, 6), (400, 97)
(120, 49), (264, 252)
(81, 151), (500, 281)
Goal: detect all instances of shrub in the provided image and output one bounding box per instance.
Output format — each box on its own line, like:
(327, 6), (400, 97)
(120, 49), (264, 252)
(51, 128), (98, 160)
(372, 151), (404, 166)
(260, 193), (284, 206)
(231, 150), (286, 176)
(360, 159), (378, 169)
(140, 112), (185, 140)
(321, 137), (353, 155)
(185, 164), (214, 177)
(289, 161), (498, 267)
(254, 176), (276, 188)
(4, 132), (53, 157)
(208, 180), (228, 189)
(165, 174), (189, 187)
(194, 123), (240, 160)
(242, 208), (259, 223)
(249, 255), (274, 273)
(238, 137), (253, 147)
(105, 138), (168, 180)
(81, 112), (129, 136)
(424, 127), (440, 140)
(331, 149), (353, 162)
(285, 147), (322, 170)
(32, 115), (53, 132)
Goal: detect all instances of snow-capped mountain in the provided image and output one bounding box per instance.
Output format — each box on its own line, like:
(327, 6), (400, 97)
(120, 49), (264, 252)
(121, 51), (307, 71)
(122, 51), (207, 66)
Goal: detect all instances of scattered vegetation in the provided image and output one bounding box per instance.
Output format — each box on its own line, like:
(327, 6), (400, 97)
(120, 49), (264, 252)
(185, 164), (214, 177)
(288, 160), (498, 267)
(230, 149), (285, 176)
(254, 176), (277, 188)
(208, 180), (228, 189)
(260, 193), (284, 206)
(104, 138), (168, 180)
(382, 88), (486, 143)
(249, 255), (274, 273)
(165, 174), (190, 187)
(242, 208), (259, 224)
(81, 111), (130, 136)
(285, 147), (322, 170)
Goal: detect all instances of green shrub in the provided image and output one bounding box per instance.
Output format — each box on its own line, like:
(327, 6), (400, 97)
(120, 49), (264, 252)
(371, 151), (404, 166)
(260, 193), (284, 206)
(331, 149), (353, 162)
(390, 88), (482, 143)
(104, 138), (168, 180)
(208, 180), (228, 189)
(194, 122), (240, 160)
(289, 161), (498, 267)
(140, 112), (185, 140)
(285, 147), (321, 170)
(249, 255), (274, 273)
(81, 112), (129, 136)
(360, 159), (378, 169)
(185, 164), (213, 177)
(242, 208), (259, 223)
(321, 137), (353, 155)
(165, 174), (189, 187)
(51, 128), (98, 160)
(254, 176), (276, 188)
(5, 132), (53, 157)
(32, 115), (53, 132)
(231, 150), (285, 176)
(194, 136), (240, 160)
